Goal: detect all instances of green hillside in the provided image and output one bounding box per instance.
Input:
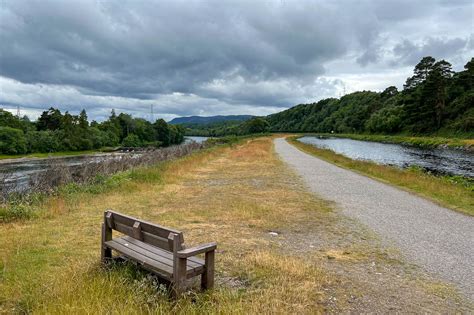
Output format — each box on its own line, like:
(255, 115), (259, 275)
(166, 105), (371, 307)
(267, 57), (473, 137)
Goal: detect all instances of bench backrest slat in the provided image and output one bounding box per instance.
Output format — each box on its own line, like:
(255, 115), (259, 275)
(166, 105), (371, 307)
(113, 221), (134, 237)
(105, 210), (184, 251)
(142, 231), (171, 250)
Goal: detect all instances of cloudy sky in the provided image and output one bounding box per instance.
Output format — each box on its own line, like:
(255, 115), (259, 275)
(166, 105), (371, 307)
(0, 0), (472, 121)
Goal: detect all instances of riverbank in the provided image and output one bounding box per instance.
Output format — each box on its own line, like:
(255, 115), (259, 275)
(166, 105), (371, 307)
(288, 136), (473, 216)
(0, 151), (123, 165)
(0, 149), (112, 161)
(1, 136), (470, 313)
(301, 133), (473, 151)
(0, 136), (257, 221)
(0, 142), (206, 221)
(0, 137), (213, 161)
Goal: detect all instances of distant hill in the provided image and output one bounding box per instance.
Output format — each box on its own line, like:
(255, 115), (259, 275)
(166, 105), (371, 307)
(169, 115), (253, 125)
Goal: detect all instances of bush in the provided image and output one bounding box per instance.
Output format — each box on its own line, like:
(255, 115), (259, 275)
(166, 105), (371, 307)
(76, 137), (94, 150)
(88, 128), (119, 149)
(122, 134), (142, 147)
(365, 106), (403, 133)
(0, 127), (27, 154)
(242, 118), (269, 134)
(27, 130), (61, 153)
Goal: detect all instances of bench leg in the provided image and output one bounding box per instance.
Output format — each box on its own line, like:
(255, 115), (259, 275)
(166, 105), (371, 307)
(172, 257), (187, 298)
(201, 250), (215, 290)
(101, 223), (112, 263)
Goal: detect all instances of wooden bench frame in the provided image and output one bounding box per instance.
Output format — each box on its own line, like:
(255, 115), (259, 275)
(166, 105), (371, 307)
(101, 210), (216, 296)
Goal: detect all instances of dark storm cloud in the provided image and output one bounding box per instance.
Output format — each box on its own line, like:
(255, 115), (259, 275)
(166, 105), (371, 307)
(1, 1), (346, 99)
(0, 0), (472, 120)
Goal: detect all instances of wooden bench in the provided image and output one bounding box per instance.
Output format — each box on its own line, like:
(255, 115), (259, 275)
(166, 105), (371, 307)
(101, 210), (216, 296)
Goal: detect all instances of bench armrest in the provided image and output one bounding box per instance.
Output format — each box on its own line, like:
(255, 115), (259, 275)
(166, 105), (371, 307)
(176, 242), (217, 258)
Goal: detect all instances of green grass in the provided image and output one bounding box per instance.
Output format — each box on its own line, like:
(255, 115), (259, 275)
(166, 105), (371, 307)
(301, 133), (473, 150)
(288, 136), (474, 216)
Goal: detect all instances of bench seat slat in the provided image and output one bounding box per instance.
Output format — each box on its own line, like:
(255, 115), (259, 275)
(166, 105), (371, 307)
(104, 240), (173, 279)
(113, 223), (173, 253)
(121, 236), (205, 268)
(105, 238), (205, 278)
(114, 237), (204, 272)
(120, 237), (204, 268)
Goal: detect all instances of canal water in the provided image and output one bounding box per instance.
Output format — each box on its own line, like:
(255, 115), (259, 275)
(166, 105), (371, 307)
(297, 136), (474, 178)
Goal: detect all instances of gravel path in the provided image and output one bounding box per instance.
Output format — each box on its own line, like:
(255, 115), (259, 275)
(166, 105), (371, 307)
(274, 138), (474, 300)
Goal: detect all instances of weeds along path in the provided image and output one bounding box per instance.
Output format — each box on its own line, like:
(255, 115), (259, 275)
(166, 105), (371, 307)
(275, 137), (474, 301)
(0, 137), (471, 313)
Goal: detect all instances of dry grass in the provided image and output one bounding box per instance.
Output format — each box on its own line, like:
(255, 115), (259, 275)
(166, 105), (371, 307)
(288, 137), (474, 216)
(0, 138), (333, 314)
(1, 137), (470, 314)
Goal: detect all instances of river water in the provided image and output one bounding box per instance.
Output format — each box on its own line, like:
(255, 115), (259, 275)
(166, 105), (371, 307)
(0, 153), (136, 192)
(297, 136), (474, 178)
(185, 136), (209, 143)
(0, 136), (209, 192)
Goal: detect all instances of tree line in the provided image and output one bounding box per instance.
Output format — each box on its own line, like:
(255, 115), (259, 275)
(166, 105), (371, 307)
(2, 56), (471, 155)
(267, 56), (473, 135)
(186, 56), (473, 137)
(0, 108), (185, 155)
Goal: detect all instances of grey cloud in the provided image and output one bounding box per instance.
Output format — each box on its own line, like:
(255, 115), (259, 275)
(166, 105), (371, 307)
(392, 37), (469, 65)
(0, 0), (471, 120)
(1, 1), (381, 103)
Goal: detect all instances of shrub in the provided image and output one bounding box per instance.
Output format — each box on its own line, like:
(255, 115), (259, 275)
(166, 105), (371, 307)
(27, 130), (61, 153)
(242, 118), (269, 134)
(0, 127), (27, 154)
(365, 106), (403, 133)
(122, 134), (142, 147)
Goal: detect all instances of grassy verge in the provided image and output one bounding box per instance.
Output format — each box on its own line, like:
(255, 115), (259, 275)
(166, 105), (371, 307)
(288, 136), (473, 216)
(301, 133), (473, 150)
